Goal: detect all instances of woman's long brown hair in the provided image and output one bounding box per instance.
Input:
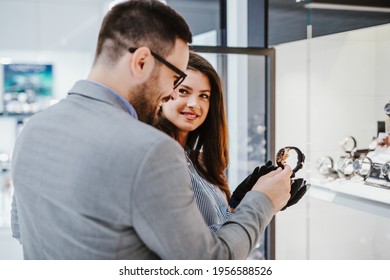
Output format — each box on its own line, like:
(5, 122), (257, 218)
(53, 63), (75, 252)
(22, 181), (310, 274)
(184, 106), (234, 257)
(155, 51), (230, 201)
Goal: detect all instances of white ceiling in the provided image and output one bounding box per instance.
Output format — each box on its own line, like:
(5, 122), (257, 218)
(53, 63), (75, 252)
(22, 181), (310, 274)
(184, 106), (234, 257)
(0, 0), (109, 52)
(0, 0), (219, 53)
(1, 0), (387, 54)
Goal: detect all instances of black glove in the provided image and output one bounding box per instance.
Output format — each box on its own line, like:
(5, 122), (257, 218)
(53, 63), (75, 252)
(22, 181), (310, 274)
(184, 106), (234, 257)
(229, 160), (276, 209)
(281, 178), (310, 211)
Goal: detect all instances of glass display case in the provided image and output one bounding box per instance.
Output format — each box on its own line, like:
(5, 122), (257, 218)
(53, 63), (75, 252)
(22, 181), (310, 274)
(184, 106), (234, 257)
(274, 1), (390, 259)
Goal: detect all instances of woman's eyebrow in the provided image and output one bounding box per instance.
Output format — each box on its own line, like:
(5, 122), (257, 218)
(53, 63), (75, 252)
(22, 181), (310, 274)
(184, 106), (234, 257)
(180, 84), (193, 91)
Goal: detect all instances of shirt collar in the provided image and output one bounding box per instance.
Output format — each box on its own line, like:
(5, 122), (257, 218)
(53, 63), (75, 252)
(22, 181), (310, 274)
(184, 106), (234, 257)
(78, 79), (138, 119)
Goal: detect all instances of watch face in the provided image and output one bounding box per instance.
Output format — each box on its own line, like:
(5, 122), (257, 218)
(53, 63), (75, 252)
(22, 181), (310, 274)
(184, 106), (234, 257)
(276, 146), (305, 174)
(339, 136), (356, 153)
(371, 163), (382, 178)
(317, 156), (333, 175)
(352, 159), (362, 172)
(338, 157), (354, 175)
(337, 157), (347, 171)
(359, 157), (372, 176)
(276, 147), (289, 167)
(385, 102), (390, 116)
(382, 162), (390, 176)
(343, 159), (354, 176)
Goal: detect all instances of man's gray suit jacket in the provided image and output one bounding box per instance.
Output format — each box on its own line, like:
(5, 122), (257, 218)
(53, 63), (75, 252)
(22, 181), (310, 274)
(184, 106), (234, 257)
(11, 80), (274, 259)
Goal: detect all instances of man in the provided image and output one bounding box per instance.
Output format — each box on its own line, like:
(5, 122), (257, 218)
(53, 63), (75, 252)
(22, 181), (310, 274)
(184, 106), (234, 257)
(11, 0), (292, 259)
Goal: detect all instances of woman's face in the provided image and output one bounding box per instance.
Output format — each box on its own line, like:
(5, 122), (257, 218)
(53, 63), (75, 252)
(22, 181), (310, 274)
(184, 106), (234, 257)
(161, 69), (211, 135)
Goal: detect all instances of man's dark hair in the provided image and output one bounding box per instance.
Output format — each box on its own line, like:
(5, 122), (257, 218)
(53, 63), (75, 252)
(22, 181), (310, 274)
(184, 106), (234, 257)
(94, 0), (192, 65)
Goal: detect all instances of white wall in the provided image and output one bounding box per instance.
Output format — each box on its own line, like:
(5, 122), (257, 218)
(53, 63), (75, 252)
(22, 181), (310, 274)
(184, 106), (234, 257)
(274, 24), (390, 259)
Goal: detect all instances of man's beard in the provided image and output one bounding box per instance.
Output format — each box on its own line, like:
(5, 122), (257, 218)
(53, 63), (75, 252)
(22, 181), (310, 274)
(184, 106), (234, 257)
(131, 77), (162, 126)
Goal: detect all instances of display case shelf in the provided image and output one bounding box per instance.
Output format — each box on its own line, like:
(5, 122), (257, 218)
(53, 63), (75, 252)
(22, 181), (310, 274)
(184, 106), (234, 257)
(309, 177), (390, 219)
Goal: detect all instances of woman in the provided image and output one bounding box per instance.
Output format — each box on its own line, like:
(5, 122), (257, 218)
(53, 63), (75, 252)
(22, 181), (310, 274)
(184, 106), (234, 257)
(155, 51), (302, 259)
(155, 51), (231, 231)
(156, 53), (307, 260)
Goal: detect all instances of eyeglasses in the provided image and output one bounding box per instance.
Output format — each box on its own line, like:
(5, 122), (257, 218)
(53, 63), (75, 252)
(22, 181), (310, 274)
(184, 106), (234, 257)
(128, 47), (187, 89)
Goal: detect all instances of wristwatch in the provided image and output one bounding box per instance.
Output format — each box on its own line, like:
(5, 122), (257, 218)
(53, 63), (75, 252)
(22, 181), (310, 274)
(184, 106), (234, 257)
(316, 156), (334, 175)
(337, 156), (354, 177)
(276, 146), (305, 175)
(385, 101), (390, 117)
(370, 162), (383, 179)
(316, 156), (339, 179)
(381, 161), (390, 181)
(352, 156), (373, 179)
(339, 136), (357, 154)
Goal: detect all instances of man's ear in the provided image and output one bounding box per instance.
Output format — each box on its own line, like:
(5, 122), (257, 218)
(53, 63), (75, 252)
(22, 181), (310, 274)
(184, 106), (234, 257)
(130, 47), (155, 81)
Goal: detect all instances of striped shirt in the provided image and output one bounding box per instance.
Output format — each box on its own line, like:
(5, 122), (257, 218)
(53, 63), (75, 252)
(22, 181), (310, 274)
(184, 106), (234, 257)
(184, 150), (265, 259)
(184, 150), (232, 232)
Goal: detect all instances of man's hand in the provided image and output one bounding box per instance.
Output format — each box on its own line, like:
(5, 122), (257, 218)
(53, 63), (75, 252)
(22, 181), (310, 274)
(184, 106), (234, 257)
(252, 165), (292, 212)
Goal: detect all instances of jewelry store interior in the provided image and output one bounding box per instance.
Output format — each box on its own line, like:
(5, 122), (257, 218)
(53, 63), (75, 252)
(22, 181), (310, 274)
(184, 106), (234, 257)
(0, 0), (390, 259)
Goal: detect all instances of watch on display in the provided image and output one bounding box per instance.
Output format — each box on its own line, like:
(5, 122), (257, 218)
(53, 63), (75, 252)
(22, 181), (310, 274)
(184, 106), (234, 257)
(369, 162), (383, 179)
(316, 156), (334, 175)
(339, 136), (357, 154)
(385, 101), (390, 117)
(352, 156), (373, 179)
(381, 162), (390, 181)
(276, 146), (305, 175)
(337, 156), (354, 177)
(316, 156), (339, 179)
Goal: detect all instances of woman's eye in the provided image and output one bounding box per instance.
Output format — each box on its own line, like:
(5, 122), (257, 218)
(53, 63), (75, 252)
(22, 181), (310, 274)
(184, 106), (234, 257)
(179, 89), (189, 95)
(200, 94), (210, 99)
